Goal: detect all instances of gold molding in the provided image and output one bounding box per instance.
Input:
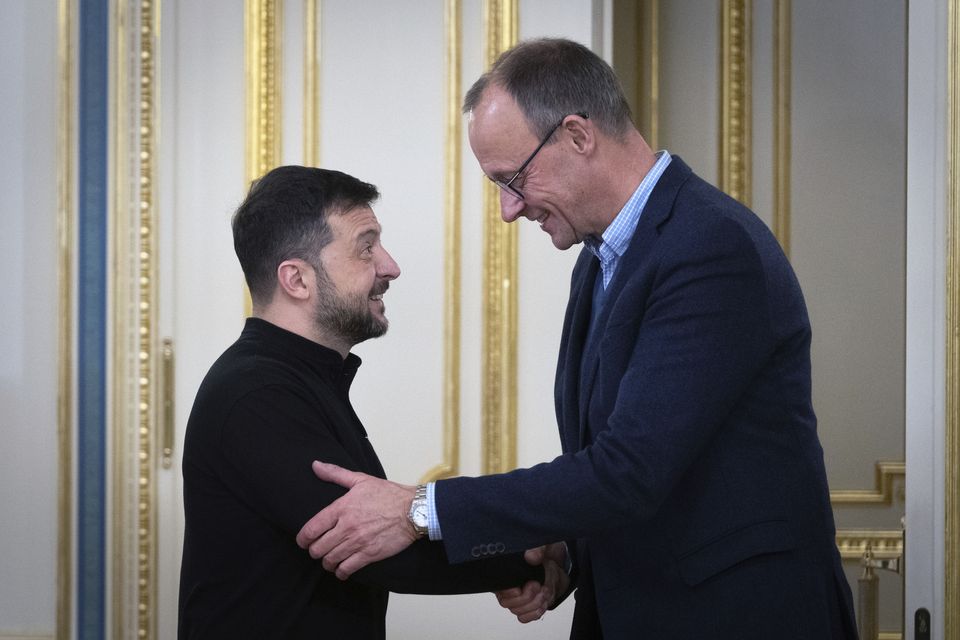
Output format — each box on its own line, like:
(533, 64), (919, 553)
(635, 0), (659, 150)
(947, 0), (960, 636)
(136, 1), (159, 637)
(56, 0), (75, 637)
(830, 461), (905, 505)
(835, 529), (903, 561)
(422, 0), (463, 483)
(773, 0), (791, 257)
(245, 0), (282, 183)
(303, 0), (320, 166)
(112, 0), (160, 637)
(112, 0), (131, 636)
(244, 0), (282, 316)
(719, 0), (752, 207)
(481, 0), (518, 475)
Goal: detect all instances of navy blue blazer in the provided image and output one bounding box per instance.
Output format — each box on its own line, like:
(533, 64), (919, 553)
(436, 158), (857, 639)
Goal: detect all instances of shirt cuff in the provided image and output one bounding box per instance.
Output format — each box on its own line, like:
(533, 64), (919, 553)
(425, 482), (443, 540)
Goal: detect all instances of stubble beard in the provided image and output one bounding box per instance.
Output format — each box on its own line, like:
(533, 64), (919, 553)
(312, 264), (388, 347)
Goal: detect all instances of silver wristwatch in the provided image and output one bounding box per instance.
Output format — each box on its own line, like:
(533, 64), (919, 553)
(407, 484), (429, 539)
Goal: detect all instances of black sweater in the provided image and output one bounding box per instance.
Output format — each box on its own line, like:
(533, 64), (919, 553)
(178, 318), (540, 639)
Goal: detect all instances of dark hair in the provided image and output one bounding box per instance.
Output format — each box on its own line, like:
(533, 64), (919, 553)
(463, 38), (633, 141)
(232, 165), (379, 305)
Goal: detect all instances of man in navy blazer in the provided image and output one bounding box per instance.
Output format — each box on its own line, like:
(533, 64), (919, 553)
(295, 38), (858, 639)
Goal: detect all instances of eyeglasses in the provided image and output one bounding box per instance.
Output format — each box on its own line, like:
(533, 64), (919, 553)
(493, 111), (589, 201)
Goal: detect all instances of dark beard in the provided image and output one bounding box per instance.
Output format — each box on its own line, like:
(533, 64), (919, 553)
(312, 265), (388, 347)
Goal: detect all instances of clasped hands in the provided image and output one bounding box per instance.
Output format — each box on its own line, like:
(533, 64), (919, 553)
(494, 542), (569, 623)
(295, 461), (569, 623)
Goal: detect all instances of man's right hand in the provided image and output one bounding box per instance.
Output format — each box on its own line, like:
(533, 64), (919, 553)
(494, 543), (570, 623)
(296, 461), (418, 579)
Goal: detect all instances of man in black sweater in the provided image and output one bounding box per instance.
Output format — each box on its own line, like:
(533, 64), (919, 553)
(178, 166), (548, 639)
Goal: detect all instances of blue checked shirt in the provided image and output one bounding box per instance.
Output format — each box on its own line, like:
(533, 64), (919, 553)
(583, 150), (672, 289)
(424, 150), (673, 542)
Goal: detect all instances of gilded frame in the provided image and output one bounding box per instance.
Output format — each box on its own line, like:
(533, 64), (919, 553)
(773, 0), (791, 256)
(422, 0), (464, 482)
(303, 0), (320, 167)
(632, 0), (659, 150)
(719, 0), (752, 207)
(110, 0), (160, 637)
(946, 0), (960, 635)
(245, 0), (282, 184)
(243, 0), (282, 318)
(481, 0), (519, 475)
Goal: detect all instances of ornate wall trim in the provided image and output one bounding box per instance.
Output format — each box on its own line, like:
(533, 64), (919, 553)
(56, 0), (76, 637)
(422, 0), (463, 483)
(773, 0), (791, 256)
(112, 1), (133, 636)
(830, 461), (905, 505)
(947, 0), (960, 635)
(719, 0), (752, 206)
(245, 0), (282, 183)
(244, 0), (282, 315)
(481, 0), (519, 474)
(633, 0), (659, 149)
(835, 529), (904, 561)
(135, 2), (159, 637)
(111, 0), (160, 637)
(303, 0), (320, 166)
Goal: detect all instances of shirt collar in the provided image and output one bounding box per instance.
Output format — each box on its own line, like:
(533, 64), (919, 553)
(242, 317), (362, 384)
(584, 150), (672, 267)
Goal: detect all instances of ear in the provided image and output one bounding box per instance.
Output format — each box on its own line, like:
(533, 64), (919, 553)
(276, 259), (313, 301)
(562, 114), (594, 156)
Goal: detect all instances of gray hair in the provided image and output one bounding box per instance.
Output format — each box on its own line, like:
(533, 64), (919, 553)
(463, 38), (633, 141)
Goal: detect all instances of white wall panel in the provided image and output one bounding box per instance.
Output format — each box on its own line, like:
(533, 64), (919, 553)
(319, 0), (448, 486)
(0, 1), (59, 636)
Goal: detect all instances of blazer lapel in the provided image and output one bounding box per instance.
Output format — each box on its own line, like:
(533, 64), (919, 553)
(556, 250), (598, 454)
(575, 156), (693, 449)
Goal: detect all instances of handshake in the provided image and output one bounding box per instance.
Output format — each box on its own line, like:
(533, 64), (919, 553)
(493, 542), (570, 623)
(294, 461), (571, 624)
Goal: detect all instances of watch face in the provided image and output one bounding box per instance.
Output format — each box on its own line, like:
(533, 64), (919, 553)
(412, 504), (429, 527)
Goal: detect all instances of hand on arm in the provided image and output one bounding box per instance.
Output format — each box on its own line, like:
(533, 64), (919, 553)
(295, 461), (418, 579)
(494, 543), (570, 623)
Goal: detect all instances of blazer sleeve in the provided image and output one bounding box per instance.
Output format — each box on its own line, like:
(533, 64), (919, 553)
(213, 385), (542, 593)
(434, 211), (781, 563)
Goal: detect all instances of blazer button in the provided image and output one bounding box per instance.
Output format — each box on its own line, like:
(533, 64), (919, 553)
(471, 546), (481, 558)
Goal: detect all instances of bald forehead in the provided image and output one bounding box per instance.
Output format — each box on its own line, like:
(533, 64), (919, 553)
(468, 84), (532, 136)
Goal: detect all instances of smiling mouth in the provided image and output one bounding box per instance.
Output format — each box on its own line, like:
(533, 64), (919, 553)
(369, 282), (388, 303)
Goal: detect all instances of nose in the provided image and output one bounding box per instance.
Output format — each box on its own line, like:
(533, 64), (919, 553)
(376, 246), (401, 281)
(499, 189), (525, 223)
